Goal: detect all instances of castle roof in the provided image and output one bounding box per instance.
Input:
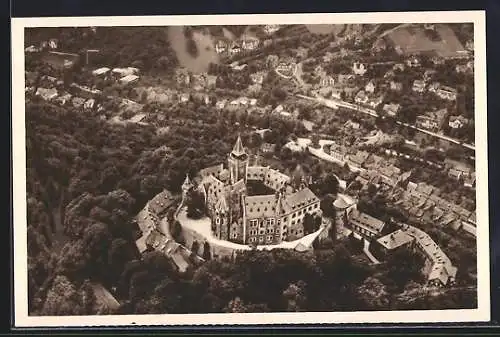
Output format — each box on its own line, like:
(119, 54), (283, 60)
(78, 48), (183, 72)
(349, 209), (386, 235)
(245, 194), (278, 218)
(376, 229), (414, 250)
(280, 188), (319, 214)
(231, 135), (246, 157)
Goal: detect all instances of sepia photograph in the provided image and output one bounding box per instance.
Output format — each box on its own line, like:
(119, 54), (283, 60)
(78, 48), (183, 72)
(12, 11), (489, 327)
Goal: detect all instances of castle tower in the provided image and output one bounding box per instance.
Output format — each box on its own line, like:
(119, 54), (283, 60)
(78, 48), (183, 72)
(228, 135), (249, 185)
(181, 174), (194, 202)
(214, 196), (230, 240)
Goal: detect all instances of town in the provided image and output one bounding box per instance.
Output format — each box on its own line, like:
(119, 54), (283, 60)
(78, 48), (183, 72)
(24, 23), (477, 315)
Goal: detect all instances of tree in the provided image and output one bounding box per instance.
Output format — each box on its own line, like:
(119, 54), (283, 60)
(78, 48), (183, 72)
(186, 190), (205, 219)
(202, 241), (211, 260)
(319, 174), (340, 196)
(303, 213), (316, 235)
(191, 240), (200, 256)
(357, 276), (391, 310)
(282, 280), (307, 311)
(320, 194), (337, 218)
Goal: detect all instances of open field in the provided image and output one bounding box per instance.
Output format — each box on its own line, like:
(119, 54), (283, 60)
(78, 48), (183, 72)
(386, 24), (467, 58)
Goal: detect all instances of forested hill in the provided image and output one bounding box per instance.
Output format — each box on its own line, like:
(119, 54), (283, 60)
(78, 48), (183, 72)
(25, 100), (232, 315)
(25, 27), (179, 75)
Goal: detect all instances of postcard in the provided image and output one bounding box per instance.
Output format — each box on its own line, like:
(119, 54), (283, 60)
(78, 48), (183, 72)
(11, 10), (489, 327)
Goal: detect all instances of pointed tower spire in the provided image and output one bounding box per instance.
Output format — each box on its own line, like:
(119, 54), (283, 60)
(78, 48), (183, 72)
(231, 134), (246, 157)
(182, 174), (193, 190)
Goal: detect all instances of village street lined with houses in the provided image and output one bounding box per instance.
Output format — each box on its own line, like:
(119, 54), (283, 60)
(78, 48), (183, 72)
(24, 22), (478, 316)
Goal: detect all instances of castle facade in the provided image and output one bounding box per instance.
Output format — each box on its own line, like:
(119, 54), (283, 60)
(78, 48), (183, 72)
(182, 136), (322, 245)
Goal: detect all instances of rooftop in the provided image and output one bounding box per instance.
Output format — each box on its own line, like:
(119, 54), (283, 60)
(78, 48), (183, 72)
(377, 229), (414, 250)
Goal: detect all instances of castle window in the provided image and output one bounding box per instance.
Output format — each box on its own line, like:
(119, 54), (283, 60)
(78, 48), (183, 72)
(270, 228), (274, 234)
(249, 237), (256, 243)
(257, 208), (260, 212)
(267, 235), (273, 242)
(259, 237), (264, 242)
(216, 218), (220, 225)
(231, 233), (237, 239)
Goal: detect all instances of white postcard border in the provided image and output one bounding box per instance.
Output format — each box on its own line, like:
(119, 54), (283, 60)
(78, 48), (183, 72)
(12, 10), (490, 327)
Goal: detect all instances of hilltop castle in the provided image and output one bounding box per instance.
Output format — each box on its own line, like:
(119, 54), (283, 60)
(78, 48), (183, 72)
(182, 136), (322, 245)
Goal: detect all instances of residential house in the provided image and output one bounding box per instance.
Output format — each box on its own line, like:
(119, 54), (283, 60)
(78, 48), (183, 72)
(374, 229), (415, 259)
(84, 98), (95, 110)
(338, 73), (355, 84)
(382, 103), (401, 117)
(367, 95), (384, 109)
(365, 80), (376, 94)
(406, 55), (420, 67)
(320, 75), (335, 88)
(354, 90), (368, 105)
(25, 45), (39, 53)
(179, 93), (190, 104)
(48, 39), (58, 49)
(348, 150), (370, 169)
(215, 40), (228, 54)
(415, 108), (447, 131)
(428, 82), (441, 93)
(260, 142), (276, 153)
(92, 67), (110, 77)
(215, 99), (227, 110)
(35, 87), (58, 101)
(393, 63), (405, 72)
(263, 24), (280, 35)
(112, 67), (139, 78)
(250, 72), (266, 85)
(329, 143), (349, 162)
(230, 42), (241, 55)
(120, 74), (139, 85)
(241, 35), (260, 51)
(390, 81), (403, 92)
(175, 68), (191, 86)
(352, 62), (367, 76)
(206, 75), (217, 88)
(72, 97), (86, 108)
(384, 70), (395, 79)
(437, 85), (457, 101)
(448, 115), (468, 129)
(464, 173), (476, 188)
(346, 209), (387, 240)
(54, 93), (72, 105)
(431, 56), (445, 65)
(412, 80), (426, 93)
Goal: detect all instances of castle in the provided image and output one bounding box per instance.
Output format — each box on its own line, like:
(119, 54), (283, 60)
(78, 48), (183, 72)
(182, 136), (322, 245)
